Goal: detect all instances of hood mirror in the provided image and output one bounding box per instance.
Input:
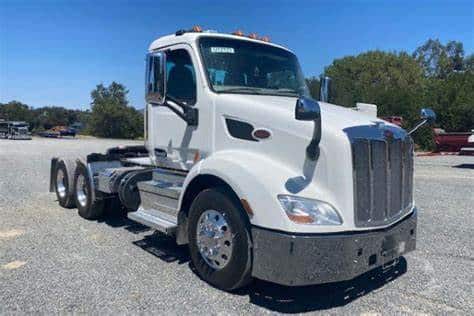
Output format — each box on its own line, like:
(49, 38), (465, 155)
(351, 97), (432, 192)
(408, 108), (437, 135)
(295, 97), (322, 161)
(421, 108), (436, 124)
(295, 97), (320, 121)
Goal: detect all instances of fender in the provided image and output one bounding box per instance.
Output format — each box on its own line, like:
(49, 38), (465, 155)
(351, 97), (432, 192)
(179, 150), (313, 232)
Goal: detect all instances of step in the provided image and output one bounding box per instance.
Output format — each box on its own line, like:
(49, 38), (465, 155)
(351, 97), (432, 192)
(137, 169), (186, 218)
(128, 207), (177, 235)
(152, 169), (186, 185)
(138, 180), (182, 199)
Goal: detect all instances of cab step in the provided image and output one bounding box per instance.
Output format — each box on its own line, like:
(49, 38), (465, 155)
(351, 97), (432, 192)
(127, 168), (186, 235)
(128, 207), (177, 235)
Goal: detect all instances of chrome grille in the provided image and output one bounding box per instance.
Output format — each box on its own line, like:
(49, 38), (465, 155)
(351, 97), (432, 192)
(351, 134), (414, 227)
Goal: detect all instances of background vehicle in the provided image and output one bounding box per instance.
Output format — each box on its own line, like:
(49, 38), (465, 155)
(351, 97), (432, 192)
(433, 128), (474, 153)
(39, 126), (77, 138)
(50, 27), (435, 291)
(0, 120), (32, 140)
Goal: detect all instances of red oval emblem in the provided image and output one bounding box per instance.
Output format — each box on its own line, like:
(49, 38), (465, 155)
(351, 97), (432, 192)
(252, 129), (271, 140)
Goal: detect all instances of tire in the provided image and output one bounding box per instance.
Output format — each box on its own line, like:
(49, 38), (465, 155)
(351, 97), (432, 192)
(188, 187), (253, 291)
(74, 161), (104, 220)
(53, 160), (76, 208)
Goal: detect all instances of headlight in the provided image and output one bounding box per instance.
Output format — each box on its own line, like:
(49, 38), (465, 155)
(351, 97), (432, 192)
(278, 195), (343, 225)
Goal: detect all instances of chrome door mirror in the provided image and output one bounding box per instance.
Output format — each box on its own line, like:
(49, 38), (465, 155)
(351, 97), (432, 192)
(421, 108), (436, 124)
(145, 51), (166, 105)
(295, 97), (321, 121)
(319, 76), (332, 102)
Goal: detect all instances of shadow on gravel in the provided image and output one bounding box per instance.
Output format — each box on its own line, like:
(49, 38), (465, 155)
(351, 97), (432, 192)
(235, 257), (407, 313)
(99, 207), (189, 263)
(453, 163), (474, 169)
(133, 232), (190, 264)
(97, 207), (407, 313)
(99, 205), (151, 234)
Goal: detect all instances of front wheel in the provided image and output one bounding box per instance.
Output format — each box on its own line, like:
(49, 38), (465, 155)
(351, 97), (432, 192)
(74, 162), (104, 220)
(188, 188), (253, 291)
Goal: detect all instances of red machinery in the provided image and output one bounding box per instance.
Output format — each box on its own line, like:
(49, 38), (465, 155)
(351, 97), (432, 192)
(433, 128), (474, 153)
(382, 116), (403, 127)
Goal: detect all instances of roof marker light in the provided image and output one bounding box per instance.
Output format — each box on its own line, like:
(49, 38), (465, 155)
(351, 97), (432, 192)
(259, 36), (270, 42)
(232, 30), (244, 36)
(248, 33), (258, 39)
(192, 25), (203, 32)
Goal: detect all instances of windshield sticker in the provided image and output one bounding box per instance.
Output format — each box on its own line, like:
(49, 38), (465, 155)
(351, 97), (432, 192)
(210, 47), (235, 54)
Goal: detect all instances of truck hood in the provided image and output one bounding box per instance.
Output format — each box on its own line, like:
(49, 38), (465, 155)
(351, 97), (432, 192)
(215, 94), (393, 136)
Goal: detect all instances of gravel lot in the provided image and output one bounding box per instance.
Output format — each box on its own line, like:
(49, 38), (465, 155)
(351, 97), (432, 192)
(1, 137), (473, 314)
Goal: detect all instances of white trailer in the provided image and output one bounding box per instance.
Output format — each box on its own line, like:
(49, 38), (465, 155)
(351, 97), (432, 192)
(50, 27), (435, 290)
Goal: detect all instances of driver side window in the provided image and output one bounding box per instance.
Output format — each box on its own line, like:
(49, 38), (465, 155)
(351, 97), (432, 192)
(166, 49), (197, 105)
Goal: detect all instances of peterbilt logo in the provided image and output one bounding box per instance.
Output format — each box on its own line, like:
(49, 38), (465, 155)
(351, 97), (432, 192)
(384, 129), (395, 140)
(373, 121), (395, 141)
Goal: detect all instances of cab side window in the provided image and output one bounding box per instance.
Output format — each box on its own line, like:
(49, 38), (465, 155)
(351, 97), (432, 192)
(166, 49), (197, 105)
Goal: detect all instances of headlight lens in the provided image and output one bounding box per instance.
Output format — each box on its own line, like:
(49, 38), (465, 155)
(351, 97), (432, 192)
(278, 195), (343, 225)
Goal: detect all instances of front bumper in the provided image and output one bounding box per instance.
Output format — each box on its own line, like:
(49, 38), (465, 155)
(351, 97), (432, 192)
(251, 210), (417, 286)
(10, 134), (31, 140)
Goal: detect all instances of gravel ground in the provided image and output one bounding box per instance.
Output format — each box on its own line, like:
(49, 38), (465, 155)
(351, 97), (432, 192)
(0, 137), (473, 315)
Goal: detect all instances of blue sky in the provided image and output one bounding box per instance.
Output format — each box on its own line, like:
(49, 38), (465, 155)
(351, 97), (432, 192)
(1, 0), (473, 109)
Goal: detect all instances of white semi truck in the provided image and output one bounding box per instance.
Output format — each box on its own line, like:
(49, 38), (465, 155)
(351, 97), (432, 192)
(50, 27), (435, 290)
(0, 120), (32, 140)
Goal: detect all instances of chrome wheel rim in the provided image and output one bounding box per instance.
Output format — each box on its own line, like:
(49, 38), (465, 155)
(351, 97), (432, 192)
(56, 169), (66, 199)
(196, 209), (233, 270)
(76, 174), (87, 207)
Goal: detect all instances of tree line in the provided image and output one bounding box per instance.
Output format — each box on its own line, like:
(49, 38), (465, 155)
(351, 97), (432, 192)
(306, 39), (473, 149)
(0, 82), (143, 139)
(1, 38), (473, 147)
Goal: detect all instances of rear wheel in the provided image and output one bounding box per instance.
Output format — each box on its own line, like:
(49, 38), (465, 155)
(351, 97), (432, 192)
(74, 162), (104, 220)
(53, 160), (75, 208)
(188, 188), (253, 291)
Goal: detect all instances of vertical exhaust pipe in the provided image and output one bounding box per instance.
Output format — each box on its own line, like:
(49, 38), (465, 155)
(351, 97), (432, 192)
(320, 76), (331, 103)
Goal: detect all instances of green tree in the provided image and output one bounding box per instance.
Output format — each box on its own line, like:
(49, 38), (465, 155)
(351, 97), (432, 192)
(413, 39), (467, 78)
(0, 101), (33, 122)
(89, 82), (143, 139)
(324, 50), (425, 121)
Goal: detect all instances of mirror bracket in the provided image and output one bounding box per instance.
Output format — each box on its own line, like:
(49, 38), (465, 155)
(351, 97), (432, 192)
(408, 108), (436, 135)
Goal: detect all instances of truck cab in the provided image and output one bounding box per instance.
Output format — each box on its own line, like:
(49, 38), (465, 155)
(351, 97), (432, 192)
(0, 121), (31, 140)
(50, 27), (435, 290)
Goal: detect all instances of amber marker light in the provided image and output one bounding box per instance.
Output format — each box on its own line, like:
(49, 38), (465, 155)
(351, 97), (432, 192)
(248, 33), (258, 39)
(192, 25), (203, 32)
(232, 30), (244, 36)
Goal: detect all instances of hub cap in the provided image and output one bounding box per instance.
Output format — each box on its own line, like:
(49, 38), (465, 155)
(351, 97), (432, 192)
(56, 169), (66, 199)
(76, 174), (88, 207)
(196, 210), (233, 270)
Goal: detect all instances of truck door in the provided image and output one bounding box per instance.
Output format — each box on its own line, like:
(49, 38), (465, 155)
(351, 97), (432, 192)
(147, 45), (210, 170)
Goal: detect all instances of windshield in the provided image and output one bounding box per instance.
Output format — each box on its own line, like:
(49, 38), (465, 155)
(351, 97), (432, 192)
(199, 37), (309, 97)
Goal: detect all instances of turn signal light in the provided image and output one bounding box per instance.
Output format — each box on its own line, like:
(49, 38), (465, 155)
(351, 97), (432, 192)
(232, 30), (244, 36)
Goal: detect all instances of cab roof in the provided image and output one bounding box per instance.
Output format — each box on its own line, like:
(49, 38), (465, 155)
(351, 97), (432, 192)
(148, 31), (293, 54)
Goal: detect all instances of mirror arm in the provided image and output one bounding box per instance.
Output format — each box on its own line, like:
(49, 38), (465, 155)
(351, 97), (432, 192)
(165, 96), (199, 126)
(306, 119), (321, 160)
(408, 119), (428, 135)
